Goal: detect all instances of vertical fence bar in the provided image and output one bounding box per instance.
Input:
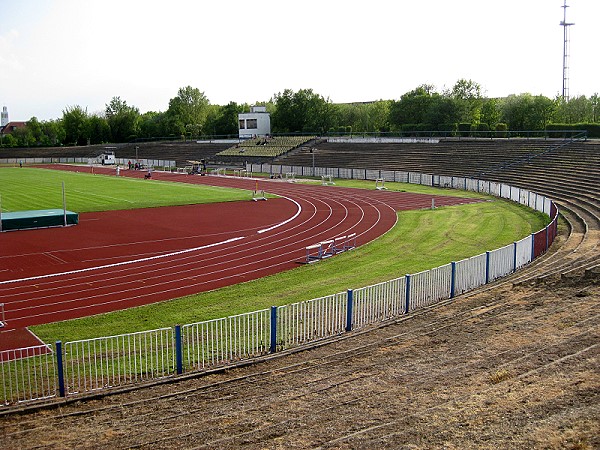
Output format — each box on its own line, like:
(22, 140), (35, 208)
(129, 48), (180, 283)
(450, 261), (456, 298)
(405, 274), (411, 314)
(270, 306), (277, 353)
(513, 242), (518, 272)
(485, 251), (490, 284)
(345, 289), (354, 332)
(55, 341), (66, 398)
(175, 325), (183, 375)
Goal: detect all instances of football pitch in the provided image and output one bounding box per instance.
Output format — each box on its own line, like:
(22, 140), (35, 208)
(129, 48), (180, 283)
(0, 167), (252, 212)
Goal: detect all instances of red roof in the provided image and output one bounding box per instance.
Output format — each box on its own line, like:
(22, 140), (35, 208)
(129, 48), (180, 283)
(0, 121), (27, 134)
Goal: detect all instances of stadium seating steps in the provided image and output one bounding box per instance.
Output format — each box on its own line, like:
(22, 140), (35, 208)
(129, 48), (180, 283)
(217, 136), (316, 157)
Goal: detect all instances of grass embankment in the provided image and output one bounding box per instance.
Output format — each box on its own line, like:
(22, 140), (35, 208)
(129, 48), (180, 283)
(0, 167), (251, 212)
(33, 199), (549, 343)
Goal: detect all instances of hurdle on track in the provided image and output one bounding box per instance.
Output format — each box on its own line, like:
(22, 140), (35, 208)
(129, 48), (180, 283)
(305, 233), (357, 263)
(375, 178), (387, 190)
(335, 233), (356, 252)
(0, 303), (5, 328)
(252, 190), (267, 201)
(233, 169), (247, 178)
(321, 174), (335, 185)
(285, 172), (296, 183)
(211, 168), (226, 176)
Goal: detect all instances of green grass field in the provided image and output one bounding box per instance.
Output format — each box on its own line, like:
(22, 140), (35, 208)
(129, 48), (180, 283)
(0, 167), (252, 212)
(0, 166), (549, 343)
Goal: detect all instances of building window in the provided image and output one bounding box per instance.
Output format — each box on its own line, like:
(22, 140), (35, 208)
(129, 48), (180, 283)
(239, 119), (245, 129)
(246, 119), (258, 129)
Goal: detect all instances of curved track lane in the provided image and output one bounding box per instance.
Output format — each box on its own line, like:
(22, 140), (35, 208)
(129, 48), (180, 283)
(0, 168), (478, 345)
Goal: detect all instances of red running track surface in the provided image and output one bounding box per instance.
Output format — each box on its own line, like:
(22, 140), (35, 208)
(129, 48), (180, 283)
(0, 166), (480, 350)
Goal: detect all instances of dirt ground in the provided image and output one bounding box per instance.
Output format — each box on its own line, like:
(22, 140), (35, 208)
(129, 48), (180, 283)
(1, 267), (598, 449)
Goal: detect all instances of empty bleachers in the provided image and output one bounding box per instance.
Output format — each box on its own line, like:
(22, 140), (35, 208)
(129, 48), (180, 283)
(217, 136), (316, 158)
(276, 138), (563, 177)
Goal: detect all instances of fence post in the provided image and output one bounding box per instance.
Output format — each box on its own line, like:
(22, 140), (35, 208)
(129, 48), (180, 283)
(531, 233), (536, 260)
(175, 325), (183, 375)
(345, 289), (354, 332)
(513, 242), (518, 272)
(270, 306), (278, 353)
(55, 341), (66, 398)
(545, 225), (549, 251)
(485, 251), (490, 284)
(450, 262), (456, 298)
(404, 274), (411, 314)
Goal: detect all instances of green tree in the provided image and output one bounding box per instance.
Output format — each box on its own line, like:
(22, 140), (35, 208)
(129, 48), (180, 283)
(205, 102), (246, 136)
(1, 133), (17, 147)
(448, 78), (483, 124)
(26, 117), (43, 144)
(271, 88), (333, 134)
(41, 119), (65, 146)
(591, 93), (599, 123)
(105, 97), (140, 142)
(480, 98), (501, 128)
(86, 114), (111, 144)
(500, 94), (554, 131)
(389, 85), (437, 129)
(554, 95), (594, 124)
(12, 125), (35, 146)
(368, 100), (392, 133)
(424, 96), (460, 129)
(62, 105), (88, 145)
(165, 86), (210, 138)
(138, 111), (166, 139)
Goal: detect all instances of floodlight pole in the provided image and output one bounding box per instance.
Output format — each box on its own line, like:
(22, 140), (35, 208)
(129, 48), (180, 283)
(560, 0), (575, 102)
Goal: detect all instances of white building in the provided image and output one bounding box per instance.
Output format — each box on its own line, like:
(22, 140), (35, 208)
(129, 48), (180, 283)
(238, 106), (271, 139)
(1, 106), (8, 127)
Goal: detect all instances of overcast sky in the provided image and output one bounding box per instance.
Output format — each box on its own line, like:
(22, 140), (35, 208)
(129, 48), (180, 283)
(1, 0), (598, 122)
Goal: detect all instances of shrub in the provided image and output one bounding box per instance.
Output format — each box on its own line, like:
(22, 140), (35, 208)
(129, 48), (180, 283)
(495, 122), (508, 138)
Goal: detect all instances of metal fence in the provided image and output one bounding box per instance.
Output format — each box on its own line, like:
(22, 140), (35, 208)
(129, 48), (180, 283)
(182, 309), (271, 370)
(0, 157), (175, 168)
(0, 166), (559, 408)
(1, 344), (56, 405)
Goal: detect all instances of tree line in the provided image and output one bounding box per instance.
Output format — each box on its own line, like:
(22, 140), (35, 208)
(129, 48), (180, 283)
(2, 80), (599, 148)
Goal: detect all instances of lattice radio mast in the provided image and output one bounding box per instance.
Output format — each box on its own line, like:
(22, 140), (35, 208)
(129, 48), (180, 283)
(560, 0), (574, 101)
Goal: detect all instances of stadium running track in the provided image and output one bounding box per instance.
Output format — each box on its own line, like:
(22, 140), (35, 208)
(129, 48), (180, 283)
(0, 166), (480, 351)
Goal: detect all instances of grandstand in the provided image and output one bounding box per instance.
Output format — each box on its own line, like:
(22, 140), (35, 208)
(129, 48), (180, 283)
(0, 141), (232, 168)
(216, 136), (316, 159)
(276, 138), (568, 177)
